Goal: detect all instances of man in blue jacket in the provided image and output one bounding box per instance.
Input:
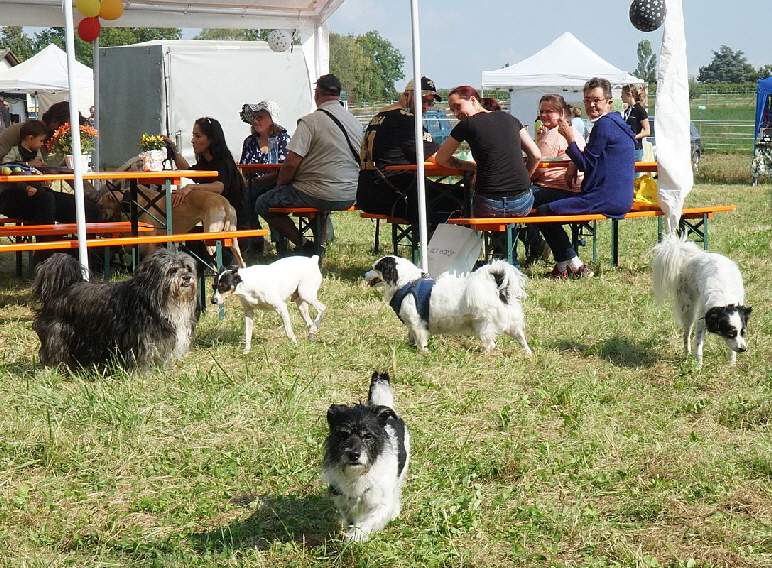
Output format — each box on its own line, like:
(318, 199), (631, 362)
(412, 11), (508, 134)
(537, 77), (635, 279)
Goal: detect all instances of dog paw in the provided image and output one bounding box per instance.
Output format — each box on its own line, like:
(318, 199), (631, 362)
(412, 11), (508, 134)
(242, 347), (251, 355)
(344, 527), (370, 543)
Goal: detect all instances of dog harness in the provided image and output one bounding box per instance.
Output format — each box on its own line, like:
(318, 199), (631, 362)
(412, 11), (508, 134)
(389, 278), (435, 323)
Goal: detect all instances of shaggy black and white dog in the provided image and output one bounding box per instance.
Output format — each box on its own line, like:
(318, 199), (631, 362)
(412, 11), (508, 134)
(32, 249), (200, 371)
(364, 255), (532, 354)
(652, 233), (752, 367)
(323, 372), (410, 542)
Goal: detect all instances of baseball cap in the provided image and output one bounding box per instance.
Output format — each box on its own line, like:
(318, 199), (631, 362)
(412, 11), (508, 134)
(404, 76), (442, 101)
(315, 73), (342, 95)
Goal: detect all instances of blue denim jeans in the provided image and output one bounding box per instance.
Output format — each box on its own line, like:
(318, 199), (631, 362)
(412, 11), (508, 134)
(472, 189), (534, 217)
(255, 183), (355, 219)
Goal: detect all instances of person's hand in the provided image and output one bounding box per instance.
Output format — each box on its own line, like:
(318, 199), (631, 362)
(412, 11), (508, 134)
(26, 185), (37, 197)
(564, 168), (578, 189)
(536, 124), (548, 141)
(556, 117), (573, 142)
(172, 184), (193, 207)
(28, 157), (45, 168)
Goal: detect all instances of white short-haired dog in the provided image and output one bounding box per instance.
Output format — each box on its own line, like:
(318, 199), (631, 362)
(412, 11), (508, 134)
(324, 372), (410, 542)
(652, 233), (752, 366)
(211, 255), (325, 353)
(364, 255), (532, 354)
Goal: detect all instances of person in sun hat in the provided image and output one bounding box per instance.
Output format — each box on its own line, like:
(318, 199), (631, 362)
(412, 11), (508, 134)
(239, 100), (291, 252)
(254, 73), (362, 255)
(357, 75), (462, 225)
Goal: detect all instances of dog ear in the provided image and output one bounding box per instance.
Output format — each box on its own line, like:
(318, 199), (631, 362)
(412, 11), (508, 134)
(704, 307), (723, 333)
(374, 256), (398, 285)
(742, 305), (753, 317)
(217, 265), (227, 275)
(326, 404), (350, 426)
(371, 405), (397, 424)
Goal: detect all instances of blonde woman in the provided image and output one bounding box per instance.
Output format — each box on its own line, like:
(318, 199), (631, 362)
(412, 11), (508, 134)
(621, 84), (650, 161)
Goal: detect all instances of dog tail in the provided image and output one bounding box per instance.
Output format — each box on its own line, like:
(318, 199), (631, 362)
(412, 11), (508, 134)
(368, 371), (395, 409)
(469, 260), (527, 306)
(31, 253), (87, 304)
(651, 232), (702, 303)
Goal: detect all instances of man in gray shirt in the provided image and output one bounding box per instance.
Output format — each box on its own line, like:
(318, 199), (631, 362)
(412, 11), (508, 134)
(255, 74), (362, 254)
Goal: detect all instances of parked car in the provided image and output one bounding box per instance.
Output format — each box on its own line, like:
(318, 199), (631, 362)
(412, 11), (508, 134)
(646, 116), (703, 173)
(423, 109), (454, 145)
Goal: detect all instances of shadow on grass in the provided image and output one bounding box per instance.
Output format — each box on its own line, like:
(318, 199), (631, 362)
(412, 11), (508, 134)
(553, 336), (660, 368)
(189, 493), (339, 553)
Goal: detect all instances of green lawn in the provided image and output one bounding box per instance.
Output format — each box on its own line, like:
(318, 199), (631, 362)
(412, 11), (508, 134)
(1, 181), (771, 567)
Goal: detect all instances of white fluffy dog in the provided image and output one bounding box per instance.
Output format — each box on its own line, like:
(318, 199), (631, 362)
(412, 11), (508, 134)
(364, 255), (532, 354)
(652, 233), (752, 366)
(211, 255), (325, 353)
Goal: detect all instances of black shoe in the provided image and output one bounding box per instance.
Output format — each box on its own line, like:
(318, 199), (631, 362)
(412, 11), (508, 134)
(296, 240), (319, 257)
(524, 241), (551, 266)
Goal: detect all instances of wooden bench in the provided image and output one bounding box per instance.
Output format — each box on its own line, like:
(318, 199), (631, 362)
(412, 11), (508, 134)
(267, 206), (356, 256)
(359, 212), (419, 263)
(447, 205), (737, 266)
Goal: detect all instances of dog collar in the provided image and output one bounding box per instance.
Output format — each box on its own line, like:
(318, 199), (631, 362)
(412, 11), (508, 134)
(390, 278), (435, 323)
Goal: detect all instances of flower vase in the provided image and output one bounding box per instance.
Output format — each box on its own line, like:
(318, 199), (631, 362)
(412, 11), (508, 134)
(141, 149), (166, 172)
(65, 154), (91, 172)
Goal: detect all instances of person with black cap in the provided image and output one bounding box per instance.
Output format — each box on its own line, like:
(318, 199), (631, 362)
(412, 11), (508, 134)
(357, 76), (461, 225)
(255, 73), (362, 254)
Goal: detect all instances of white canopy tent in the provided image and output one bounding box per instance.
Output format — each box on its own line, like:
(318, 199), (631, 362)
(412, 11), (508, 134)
(482, 32), (643, 132)
(0, 43), (94, 116)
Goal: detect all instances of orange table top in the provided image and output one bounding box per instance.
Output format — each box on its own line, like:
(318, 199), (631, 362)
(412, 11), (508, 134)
(384, 161), (658, 173)
(0, 169), (217, 184)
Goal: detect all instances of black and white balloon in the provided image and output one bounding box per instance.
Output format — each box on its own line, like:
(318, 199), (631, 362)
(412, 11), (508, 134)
(267, 29), (293, 52)
(629, 0), (666, 32)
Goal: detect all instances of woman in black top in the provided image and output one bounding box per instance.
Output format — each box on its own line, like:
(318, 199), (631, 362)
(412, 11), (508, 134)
(621, 84), (650, 162)
(435, 85), (541, 218)
(164, 116), (246, 225)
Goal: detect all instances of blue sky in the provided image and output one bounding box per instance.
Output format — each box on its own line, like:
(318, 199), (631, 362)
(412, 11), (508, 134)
(327, 0), (770, 90)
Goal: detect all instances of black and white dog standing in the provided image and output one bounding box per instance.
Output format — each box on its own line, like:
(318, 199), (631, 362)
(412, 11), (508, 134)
(323, 372), (410, 542)
(364, 255), (532, 354)
(652, 233), (752, 366)
(32, 248), (199, 371)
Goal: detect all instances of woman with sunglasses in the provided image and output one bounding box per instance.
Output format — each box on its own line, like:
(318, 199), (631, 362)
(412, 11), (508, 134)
(435, 85), (541, 263)
(164, 117), (246, 225)
(536, 77), (636, 279)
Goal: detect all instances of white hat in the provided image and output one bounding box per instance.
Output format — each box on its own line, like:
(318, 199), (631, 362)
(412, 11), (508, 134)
(240, 99), (283, 130)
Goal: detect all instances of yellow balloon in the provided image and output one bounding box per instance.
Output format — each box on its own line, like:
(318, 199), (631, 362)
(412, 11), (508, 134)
(100, 0), (124, 20)
(75, 0), (100, 18)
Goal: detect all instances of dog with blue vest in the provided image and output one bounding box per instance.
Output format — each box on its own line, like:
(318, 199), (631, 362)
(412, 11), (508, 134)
(364, 255), (532, 354)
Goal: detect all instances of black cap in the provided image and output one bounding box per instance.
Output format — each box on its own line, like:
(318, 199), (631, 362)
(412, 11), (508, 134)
(405, 76), (442, 101)
(316, 73), (342, 95)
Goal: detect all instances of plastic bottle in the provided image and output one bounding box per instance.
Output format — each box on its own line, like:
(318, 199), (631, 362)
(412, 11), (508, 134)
(268, 135), (279, 164)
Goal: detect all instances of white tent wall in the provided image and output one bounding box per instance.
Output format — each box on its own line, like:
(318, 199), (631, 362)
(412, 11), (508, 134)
(97, 41), (314, 170)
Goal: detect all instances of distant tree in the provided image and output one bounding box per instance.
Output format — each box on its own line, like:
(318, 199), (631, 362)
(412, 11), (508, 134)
(194, 29), (269, 41)
(697, 45), (756, 83)
(329, 33), (375, 102)
(355, 31), (404, 100)
(0, 26), (35, 61)
(632, 39), (657, 83)
(757, 64), (772, 80)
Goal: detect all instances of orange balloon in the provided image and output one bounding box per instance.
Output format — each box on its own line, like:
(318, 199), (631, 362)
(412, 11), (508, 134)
(75, 0), (100, 18)
(100, 0), (124, 20)
(77, 17), (101, 42)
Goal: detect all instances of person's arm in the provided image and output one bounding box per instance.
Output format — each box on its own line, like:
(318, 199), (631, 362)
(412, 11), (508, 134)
(434, 135), (476, 172)
(637, 116), (651, 140)
(162, 135), (191, 170)
(276, 151), (303, 186)
(171, 180), (225, 207)
(520, 128), (541, 177)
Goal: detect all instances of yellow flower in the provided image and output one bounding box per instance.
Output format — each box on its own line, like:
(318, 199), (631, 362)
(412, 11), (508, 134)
(140, 134), (166, 151)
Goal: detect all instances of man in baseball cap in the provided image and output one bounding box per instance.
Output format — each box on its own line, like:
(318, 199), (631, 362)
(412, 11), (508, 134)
(357, 74), (461, 225)
(315, 73), (342, 96)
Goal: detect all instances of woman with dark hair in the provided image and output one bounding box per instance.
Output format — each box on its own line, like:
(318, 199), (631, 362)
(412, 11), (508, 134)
(164, 117), (246, 224)
(435, 86), (541, 263)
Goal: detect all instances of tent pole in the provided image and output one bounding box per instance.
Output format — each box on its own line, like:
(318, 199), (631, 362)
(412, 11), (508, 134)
(92, 36), (99, 171)
(409, 0), (428, 272)
(63, 0), (90, 276)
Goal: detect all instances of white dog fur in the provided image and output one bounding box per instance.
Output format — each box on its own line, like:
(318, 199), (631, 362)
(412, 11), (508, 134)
(211, 255), (325, 353)
(364, 255), (532, 354)
(652, 233), (752, 366)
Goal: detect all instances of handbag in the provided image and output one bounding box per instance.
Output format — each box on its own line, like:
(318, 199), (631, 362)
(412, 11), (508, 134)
(427, 222), (483, 278)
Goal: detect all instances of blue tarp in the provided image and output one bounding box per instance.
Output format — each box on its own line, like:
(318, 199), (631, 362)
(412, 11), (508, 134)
(755, 77), (772, 141)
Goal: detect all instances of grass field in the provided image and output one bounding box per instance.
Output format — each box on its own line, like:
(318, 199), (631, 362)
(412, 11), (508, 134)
(1, 181), (771, 567)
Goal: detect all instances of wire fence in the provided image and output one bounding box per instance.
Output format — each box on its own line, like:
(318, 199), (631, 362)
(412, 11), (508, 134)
(694, 120), (755, 153)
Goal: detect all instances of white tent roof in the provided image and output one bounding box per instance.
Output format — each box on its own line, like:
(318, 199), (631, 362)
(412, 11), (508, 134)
(482, 32), (642, 90)
(0, 43), (92, 93)
(0, 0), (344, 30)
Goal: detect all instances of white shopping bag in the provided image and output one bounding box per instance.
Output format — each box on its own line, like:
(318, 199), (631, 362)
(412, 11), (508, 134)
(427, 223), (483, 278)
